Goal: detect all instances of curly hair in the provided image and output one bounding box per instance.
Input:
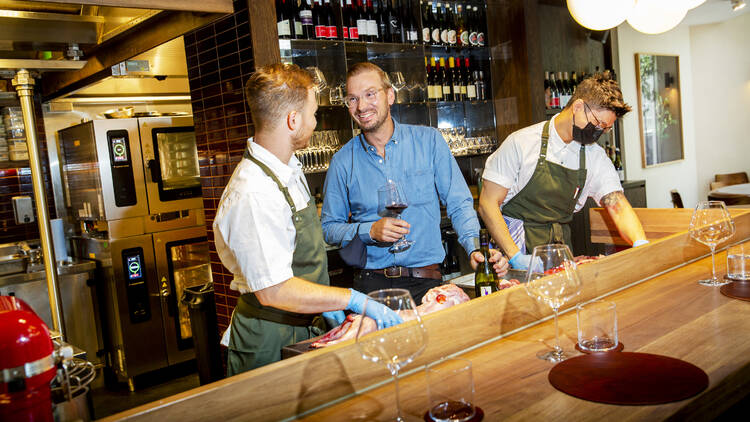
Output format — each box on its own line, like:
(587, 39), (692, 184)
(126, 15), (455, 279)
(244, 63), (314, 131)
(565, 73), (632, 117)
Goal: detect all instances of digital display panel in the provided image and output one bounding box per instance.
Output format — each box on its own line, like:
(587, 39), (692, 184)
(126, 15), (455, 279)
(126, 254), (142, 280)
(111, 137), (128, 162)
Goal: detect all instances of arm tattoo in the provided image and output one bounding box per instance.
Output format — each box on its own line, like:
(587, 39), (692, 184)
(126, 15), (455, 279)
(601, 191), (626, 207)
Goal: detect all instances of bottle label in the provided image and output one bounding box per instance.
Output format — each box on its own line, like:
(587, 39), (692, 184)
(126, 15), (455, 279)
(428, 85), (437, 99)
(300, 10), (313, 25)
(349, 26), (359, 40)
(315, 25), (327, 38)
(460, 85), (467, 95)
(467, 85), (477, 99)
(459, 30), (470, 46)
(357, 19), (368, 36)
(443, 85), (451, 97)
(440, 29), (449, 44)
(453, 84), (461, 96)
(479, 285), (493, 296)
(423, 27), (430, 43)
(447, 29), (457, 45)
(295, 21), (303, 36)
(477, 32), (485, 46)
(278, 20), (291, 37)
(469, 31), (478, 46)
(432, 28), (441, 43)
(367, 20), (378, 38)
(343, 26), (349, 39)
(327, 25), (337, 39)
(408, 30), (418, 42)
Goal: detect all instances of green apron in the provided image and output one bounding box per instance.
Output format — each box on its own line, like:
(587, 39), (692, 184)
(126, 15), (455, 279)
(226, 149), (328, 375)
(501, 121), (587, 252)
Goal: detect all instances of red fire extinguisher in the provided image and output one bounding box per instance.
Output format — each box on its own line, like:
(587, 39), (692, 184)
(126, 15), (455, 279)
(0, 295), (57, 422)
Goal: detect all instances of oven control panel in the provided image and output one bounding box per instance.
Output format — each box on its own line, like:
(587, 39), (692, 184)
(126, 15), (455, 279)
(107, 130), (137, 207)
(122, 247), (151, 323)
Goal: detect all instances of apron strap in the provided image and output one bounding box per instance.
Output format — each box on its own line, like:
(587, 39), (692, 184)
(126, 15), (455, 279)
(244, 148), (298, 214)
(574, 144), (586, 201)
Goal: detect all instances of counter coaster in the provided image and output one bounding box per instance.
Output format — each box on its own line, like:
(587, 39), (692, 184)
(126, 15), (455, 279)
(720, 281), (750, 301)
(424, 405), (484, 422)
(575, 342), (624, 354)
(548, 352), (708, 405)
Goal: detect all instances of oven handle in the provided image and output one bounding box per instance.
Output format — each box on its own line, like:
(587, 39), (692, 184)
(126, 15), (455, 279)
(147, 159), (162, 184)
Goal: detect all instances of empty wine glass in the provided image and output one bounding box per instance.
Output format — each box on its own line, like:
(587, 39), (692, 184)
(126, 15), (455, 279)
(689, 200), (736, 286)
(378, 181), (414, 253)
(390, 71), (406, 91)
(524, 244), (583, 363)
(357, 289), (427, 422)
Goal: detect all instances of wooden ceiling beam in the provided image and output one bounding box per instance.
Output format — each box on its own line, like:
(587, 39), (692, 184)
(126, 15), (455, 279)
(31, 0), (233, 13)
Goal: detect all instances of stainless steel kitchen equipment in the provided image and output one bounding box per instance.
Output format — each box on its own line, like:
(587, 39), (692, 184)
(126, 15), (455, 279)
(58, 117), (210, 389)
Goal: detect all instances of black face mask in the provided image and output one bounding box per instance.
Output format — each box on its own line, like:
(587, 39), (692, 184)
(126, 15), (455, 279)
(572, 114), (604, 145)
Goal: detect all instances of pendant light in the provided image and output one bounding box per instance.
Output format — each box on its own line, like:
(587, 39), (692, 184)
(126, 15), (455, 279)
(627, 0), (688, 35)
(685, 0), (707, 10)
(566, 0), (636, 31)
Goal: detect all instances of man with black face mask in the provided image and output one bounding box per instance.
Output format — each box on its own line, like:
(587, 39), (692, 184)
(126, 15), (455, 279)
(478, 73), (648, 269)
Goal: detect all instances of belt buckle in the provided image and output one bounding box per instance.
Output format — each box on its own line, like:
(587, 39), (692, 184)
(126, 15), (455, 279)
(384, 266), (402, 278)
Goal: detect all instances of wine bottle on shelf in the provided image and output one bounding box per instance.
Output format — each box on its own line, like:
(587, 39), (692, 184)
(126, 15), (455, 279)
(366, 0), (378, 42)
(277, 0), (292, 39)
(439, 57), (451, 101)
(446, 2), (457, 46)
(427, 57), (439, 101)
(570, 71), (578, 93)
(404, 1), (419, 44)
(299, 0), (314, 39)
(468, 5), (478, 46)
(457, 4), (469, 47)
(465, 57), (477, 100)
(449, 57), (461, 101)
(376, 0), (387, 42)
(324, 0), (339, 39)
(475, 70), (486, 101)
(313, 0), (327, 39)
(356, 0), (369, 41)
(556, 71), (567, 107)
(544, 71), (551, 109)
(475, 5), (485, 47)
(388, 0), (403, 43)
(289, 0), (301, 39)
(432, 3), (443, 46)
(422, 1), (432, 44)
(614, 147), (624, 182)
(340, 0), (350, 39)
(475, 229), (498, 297)
(456, 56), (466, 99)
(549, 72), (559, 108)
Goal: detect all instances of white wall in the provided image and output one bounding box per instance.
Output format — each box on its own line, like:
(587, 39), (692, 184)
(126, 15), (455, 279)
(615, 24), (699, 208)
(689, 13), (750, 203)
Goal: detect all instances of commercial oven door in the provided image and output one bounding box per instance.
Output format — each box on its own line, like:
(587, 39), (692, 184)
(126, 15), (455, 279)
(138, 116), (203, 215)
(152, 225), (212, 365)
(109, 234), (168, 378)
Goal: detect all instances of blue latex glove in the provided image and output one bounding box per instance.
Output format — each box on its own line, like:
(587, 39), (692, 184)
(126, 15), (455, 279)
(347, 289), (403, 330)
(509, 251), (532, 270)
(321, 310), (346, 328)
(633, 239), (649, 247)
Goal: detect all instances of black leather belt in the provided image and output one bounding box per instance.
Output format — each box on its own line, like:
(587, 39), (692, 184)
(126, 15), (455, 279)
(371, 264), (442, 280)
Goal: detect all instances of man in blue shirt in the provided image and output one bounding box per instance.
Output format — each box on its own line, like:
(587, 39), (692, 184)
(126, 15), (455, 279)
(321, 62), (508, 304)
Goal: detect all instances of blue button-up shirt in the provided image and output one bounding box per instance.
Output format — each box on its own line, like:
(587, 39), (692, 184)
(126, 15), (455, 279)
(321, 120), (480, 269)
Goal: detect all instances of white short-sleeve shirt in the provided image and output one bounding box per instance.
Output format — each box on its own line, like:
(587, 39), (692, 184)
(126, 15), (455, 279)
(483, 114), (622, 213)
(213, 139), (311, 294)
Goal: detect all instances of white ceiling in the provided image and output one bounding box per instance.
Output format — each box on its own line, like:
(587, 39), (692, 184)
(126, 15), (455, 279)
(680, 0), (749, 26)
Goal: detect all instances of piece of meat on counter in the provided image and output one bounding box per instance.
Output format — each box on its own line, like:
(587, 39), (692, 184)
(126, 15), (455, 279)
(311, 283), (470, 348)
(498, 278), (521, 290)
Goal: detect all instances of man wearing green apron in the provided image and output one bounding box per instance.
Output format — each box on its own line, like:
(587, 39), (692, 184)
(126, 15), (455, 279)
(213, 64), (401, 376)
(478, 74), (649, 269)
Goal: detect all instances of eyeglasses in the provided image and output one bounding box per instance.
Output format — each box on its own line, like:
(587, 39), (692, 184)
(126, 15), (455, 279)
(584, 103), (614, 133)
(345, 87), (385, 108)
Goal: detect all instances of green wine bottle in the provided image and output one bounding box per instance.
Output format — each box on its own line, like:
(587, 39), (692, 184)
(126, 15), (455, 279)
(475, 229), (498, 297)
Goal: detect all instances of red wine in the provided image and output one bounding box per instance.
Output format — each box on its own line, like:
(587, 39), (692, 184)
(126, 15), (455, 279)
(385, 203), (408, 215)
(429, 400), (475, 421)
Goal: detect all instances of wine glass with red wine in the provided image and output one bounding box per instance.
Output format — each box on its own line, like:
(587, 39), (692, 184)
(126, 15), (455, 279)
(378, 181), (414, 253)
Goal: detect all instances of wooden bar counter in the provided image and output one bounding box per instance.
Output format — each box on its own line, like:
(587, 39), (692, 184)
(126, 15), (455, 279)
(105, 209), (750, 421)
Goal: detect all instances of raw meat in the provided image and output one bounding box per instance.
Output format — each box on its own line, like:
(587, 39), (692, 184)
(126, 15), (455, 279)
(311, 283), (470, 348)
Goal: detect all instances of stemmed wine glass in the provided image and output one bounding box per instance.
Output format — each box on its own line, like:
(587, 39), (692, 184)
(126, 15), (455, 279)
(390, 71), (406, 104)
(378, 181), (414, 253)
(356, 289), (427, 422)
(689, 200), (736, 286)
(524, 244), (583, 363)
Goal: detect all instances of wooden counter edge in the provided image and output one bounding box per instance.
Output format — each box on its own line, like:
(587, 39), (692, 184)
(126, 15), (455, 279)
(103, 211), (750, 422)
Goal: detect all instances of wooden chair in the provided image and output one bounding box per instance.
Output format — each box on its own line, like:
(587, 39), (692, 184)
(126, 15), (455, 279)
(670, 190), (684, 208)
(710, 181), (732, 191)
(714, 172), (749, 186)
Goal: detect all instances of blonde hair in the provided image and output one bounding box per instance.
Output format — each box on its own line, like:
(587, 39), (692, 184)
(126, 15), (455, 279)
(565, 73), (632, 117)
(244, 63), (313, 131)
(346, 62), (392, 90)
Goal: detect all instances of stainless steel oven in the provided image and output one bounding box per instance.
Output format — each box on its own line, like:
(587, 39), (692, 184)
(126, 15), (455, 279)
(59, 116), (210, 388)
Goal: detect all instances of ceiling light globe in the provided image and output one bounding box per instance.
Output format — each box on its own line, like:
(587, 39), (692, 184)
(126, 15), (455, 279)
(627, 0), (688, 35)
(567, 0), (636, 31)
